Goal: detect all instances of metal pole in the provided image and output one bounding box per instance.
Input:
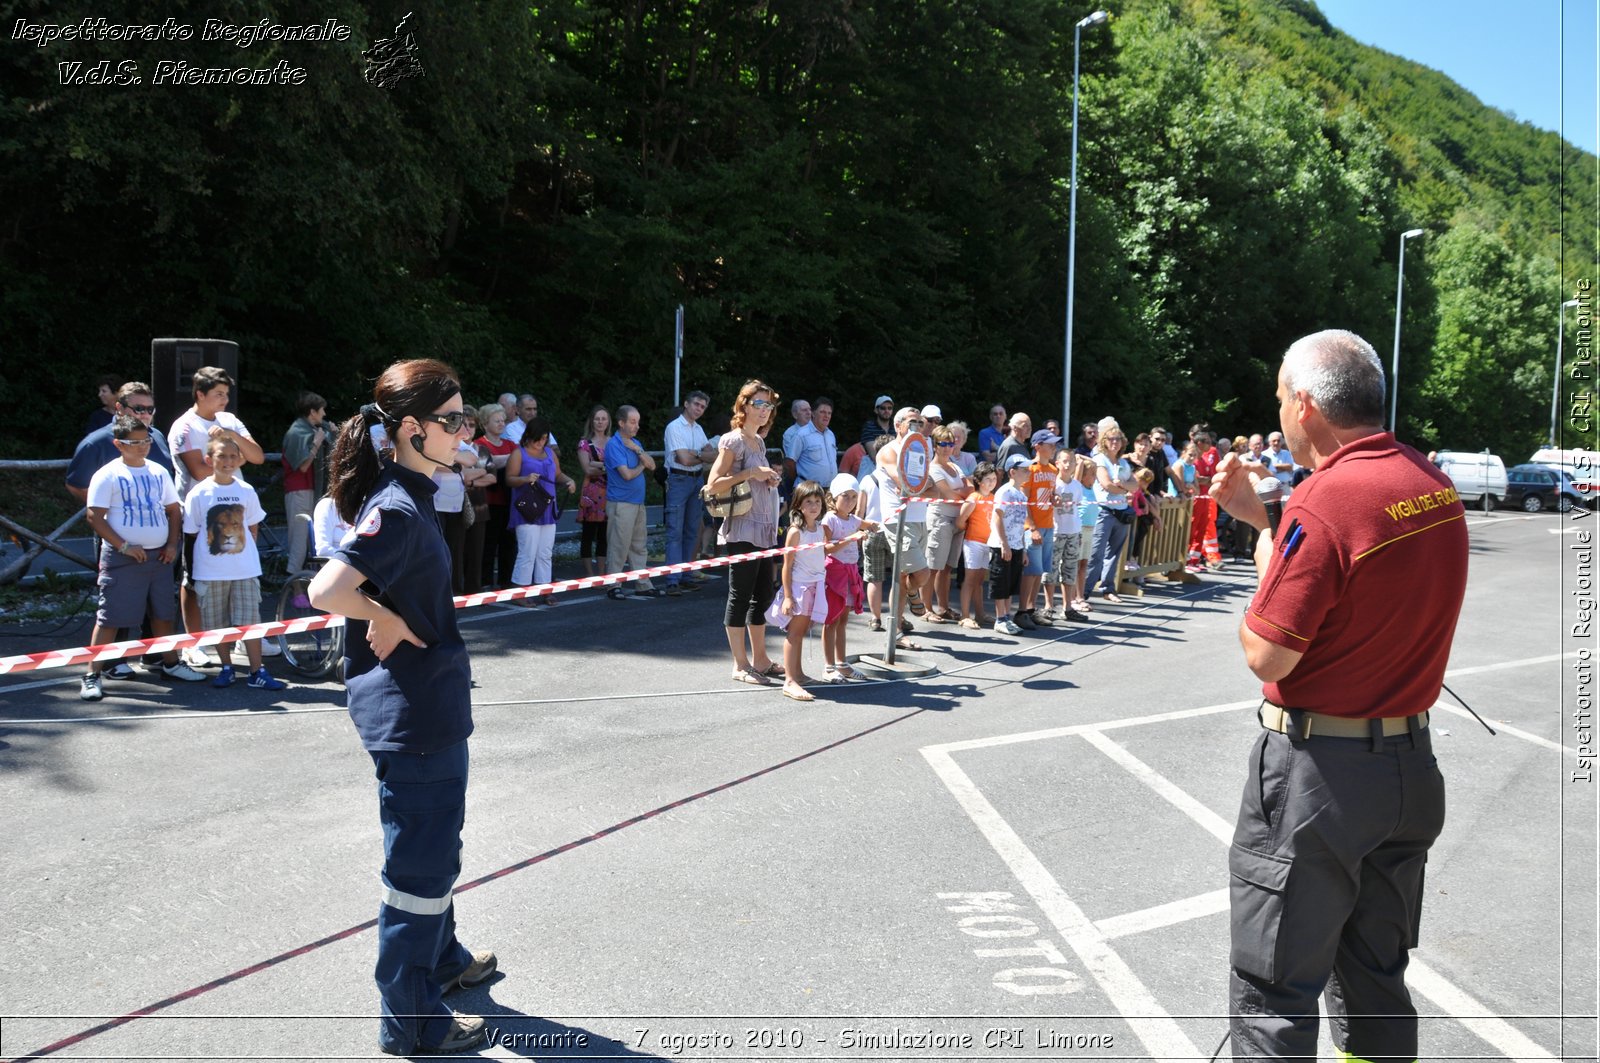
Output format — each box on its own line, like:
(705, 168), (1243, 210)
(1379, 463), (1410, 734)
(673, 304), (684, 408)
(1390, 228), (1423, 436)
(883, 505), (906, 665)
(1062, 21), (1085, 439)
(1552, 298), (1579, 447)
(1390, 236), (1407, 435)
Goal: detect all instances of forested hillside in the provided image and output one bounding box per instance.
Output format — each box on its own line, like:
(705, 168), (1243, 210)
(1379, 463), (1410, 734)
(1, 0), (1591, 459)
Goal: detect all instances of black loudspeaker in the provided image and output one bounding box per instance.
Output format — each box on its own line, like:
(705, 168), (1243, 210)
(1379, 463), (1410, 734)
(150, 338), (240, 435)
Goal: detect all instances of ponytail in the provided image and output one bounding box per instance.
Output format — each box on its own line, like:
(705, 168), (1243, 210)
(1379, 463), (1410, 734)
(328, 409), (386, 524)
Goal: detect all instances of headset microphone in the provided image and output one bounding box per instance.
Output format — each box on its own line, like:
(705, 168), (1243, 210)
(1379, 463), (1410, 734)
(409, 432), (460, 473)
(1254, 476), (1285, 540)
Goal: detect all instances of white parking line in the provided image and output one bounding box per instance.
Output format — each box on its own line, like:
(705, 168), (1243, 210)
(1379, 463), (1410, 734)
(923, 651), (1567, 1062)
(923, 746), (1202, 1063)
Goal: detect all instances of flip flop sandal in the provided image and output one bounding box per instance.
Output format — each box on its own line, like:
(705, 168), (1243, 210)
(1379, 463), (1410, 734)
(760, 663), (785, 679)
(733, 669), (772, 686)
(924, 610), (949, 624)
(782, 683), (816, 702)
(894, 636), (922, 651)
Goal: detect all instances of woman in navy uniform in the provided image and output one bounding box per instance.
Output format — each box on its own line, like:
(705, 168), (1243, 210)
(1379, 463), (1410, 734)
(309, 359), (496, 1057)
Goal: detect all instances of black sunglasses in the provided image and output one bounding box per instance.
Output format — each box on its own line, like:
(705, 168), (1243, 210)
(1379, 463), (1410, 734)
(419, 410), (472, 433)
(123, 403), (156, 415)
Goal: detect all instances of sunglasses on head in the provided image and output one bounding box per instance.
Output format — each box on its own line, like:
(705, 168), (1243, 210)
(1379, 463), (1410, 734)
(419, 410), (472, 433)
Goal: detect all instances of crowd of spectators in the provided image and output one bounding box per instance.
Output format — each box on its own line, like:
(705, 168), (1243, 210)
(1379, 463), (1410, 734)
(61, 369), (1305, 701)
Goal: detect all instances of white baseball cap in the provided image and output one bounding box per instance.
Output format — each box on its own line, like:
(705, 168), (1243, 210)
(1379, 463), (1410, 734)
(829, 473), (859, 497)
(921, 404), (942, 420)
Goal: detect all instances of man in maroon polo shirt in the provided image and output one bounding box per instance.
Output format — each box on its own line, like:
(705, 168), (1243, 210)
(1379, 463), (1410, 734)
(1211, 328), (1468, 1063)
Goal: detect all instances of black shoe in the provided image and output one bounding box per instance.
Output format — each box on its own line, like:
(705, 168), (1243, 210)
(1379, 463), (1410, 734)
(607, 587), (632, 600)
(633, 587), (660, 598)
(381, 1012), (487, 1056)
(441, 950), (497, 994)
(1014, 611), (1038, 630)
(663, 584), (683, 597)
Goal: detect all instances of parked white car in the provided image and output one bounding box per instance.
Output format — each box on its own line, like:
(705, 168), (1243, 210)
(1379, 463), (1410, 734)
(1434, 450), (1508, 506)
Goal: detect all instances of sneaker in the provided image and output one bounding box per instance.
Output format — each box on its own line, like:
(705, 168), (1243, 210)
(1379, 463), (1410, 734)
(1014, 611), (1037, 630)
(247, 667), (287, 691)
(995, 617), (1021, 635)
(1064, 608), (1090, 623)
(181, 646), (211, 669)
(103, 661), (136, 680)
(260, 638), (282, 658)
(663, 584), (683, 597)
(161, 661), (207, 682)
(688, 571), (711, 583)
(441, 950), (498, 994)
(607, 587), (632, 600)
(1032, 611), (1054, 627)
(633, 586), (660, 598)
(380, 1012), (487, 1056)
(211, 665), (235, 688)
(682, 579), (704, 591)
(79, 672), (104, 701)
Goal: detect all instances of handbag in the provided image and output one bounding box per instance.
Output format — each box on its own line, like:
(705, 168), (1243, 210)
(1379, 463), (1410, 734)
(514, 478), (558, 523)
(700, 480), (753, 519)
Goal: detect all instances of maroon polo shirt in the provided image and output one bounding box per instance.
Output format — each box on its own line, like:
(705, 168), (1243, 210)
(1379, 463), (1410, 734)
(1246, 433), (1468, 718)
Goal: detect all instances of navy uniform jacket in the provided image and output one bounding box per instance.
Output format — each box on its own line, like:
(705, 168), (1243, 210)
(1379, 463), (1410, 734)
(333, 463), (473, 753)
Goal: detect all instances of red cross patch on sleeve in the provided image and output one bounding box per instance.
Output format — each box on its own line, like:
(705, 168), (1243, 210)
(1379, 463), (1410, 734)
(357, 509), (382, 537)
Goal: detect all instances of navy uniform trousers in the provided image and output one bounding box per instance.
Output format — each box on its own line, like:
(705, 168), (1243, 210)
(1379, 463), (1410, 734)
(371, 739), (475, 1055)
(1229, 719), (1445, 1062)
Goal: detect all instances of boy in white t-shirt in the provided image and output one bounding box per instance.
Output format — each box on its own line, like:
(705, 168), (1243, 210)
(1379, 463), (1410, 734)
(167, 366), (263, 649)
(182, 437), (285, 691)
(78, 415), (210, 700)
(1050, 455), (1090, 623)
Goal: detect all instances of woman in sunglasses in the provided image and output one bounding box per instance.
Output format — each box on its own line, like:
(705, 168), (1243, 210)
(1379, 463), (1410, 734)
(309, 359), (496, 1057)
(707, 378), (785, 685)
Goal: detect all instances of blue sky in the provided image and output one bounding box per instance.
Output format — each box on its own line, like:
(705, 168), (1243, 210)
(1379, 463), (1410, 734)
(1313, 0), (1598, 156)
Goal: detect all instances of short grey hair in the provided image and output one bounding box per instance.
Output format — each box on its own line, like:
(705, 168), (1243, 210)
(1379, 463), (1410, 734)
(1281, 329), (1386, 427)
(686, 389), (710, 406)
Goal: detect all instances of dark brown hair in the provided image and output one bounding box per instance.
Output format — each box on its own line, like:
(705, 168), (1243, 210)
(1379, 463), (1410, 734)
(328, 359), (461, 523)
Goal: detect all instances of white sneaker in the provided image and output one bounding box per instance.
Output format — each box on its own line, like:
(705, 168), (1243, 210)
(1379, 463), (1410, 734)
(103, 661), (135, 680)
(259, 638), (282, 658)
(994, 617), (1021, 635)
(161, 661), (208, 683)
(79, 672), (104, 701)
(181, 647), (211, 669)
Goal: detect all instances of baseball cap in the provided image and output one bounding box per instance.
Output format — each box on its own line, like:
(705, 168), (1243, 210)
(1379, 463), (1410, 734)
(1030, 429), (1062, 446)
(1004, 454), (1030, 472)
(921, 404), (942, 420)
(829, 473), (859, 497)
(874, 395), (894, 408)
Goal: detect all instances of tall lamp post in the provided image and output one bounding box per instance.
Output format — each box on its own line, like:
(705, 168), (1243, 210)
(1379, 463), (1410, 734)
(1062, 9), (1108, 442)
(1389, 227), (1424, 435)
(1551, 297), (1581, 447)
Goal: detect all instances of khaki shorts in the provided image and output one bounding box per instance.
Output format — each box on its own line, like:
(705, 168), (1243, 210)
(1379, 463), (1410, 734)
(862, 522), (928, 582)
(1052, 531), (1083, 586)
(925, 512), (964, 571)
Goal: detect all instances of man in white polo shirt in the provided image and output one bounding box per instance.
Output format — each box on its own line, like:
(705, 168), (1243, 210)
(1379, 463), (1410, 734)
(662, 390), (716, 595)
(872, 407), (936, 647)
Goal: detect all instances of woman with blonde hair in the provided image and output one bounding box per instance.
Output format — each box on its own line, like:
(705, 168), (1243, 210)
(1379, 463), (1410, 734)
(707, 379), (784, 684)
(575, 405), (612, 577)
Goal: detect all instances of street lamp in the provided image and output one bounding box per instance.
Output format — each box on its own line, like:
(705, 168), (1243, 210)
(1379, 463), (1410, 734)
(1389, 228), (1424, 435)
(1552, 297), (1581, 447)
(1061, 9), (1109, 442)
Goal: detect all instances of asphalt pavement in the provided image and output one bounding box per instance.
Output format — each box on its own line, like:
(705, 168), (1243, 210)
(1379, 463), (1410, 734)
(0, 510), (1594, 1062)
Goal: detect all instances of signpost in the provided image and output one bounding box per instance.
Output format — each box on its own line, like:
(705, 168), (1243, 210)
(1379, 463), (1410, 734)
(856, 432), (938, 679)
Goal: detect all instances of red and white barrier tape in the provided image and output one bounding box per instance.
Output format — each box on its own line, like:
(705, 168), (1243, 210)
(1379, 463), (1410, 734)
(0, 529), (869, 676)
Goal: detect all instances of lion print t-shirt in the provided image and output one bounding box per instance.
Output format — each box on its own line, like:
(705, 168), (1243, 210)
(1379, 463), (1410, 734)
(182, 475), (267, 581)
